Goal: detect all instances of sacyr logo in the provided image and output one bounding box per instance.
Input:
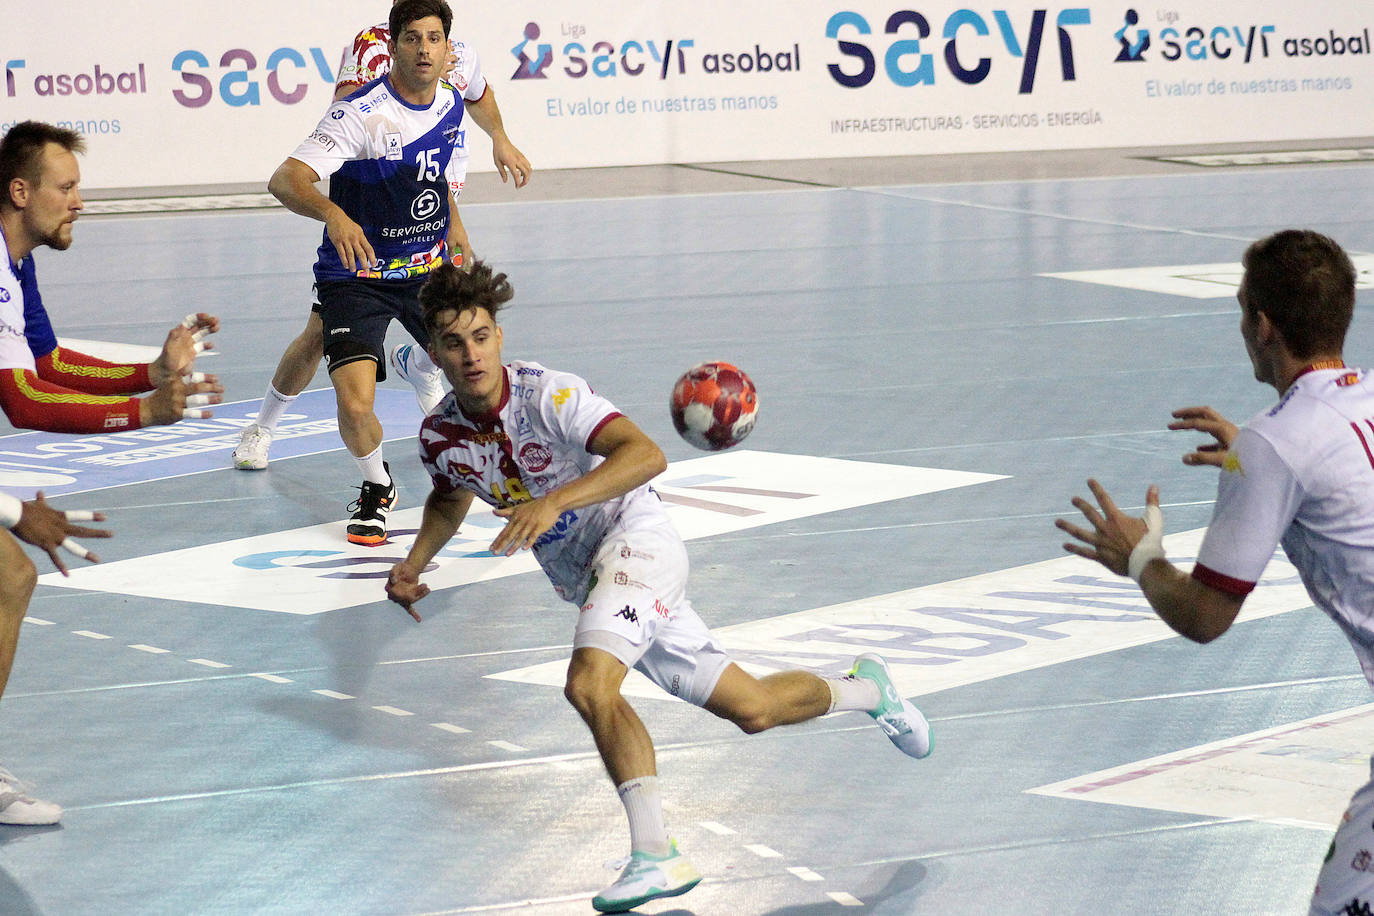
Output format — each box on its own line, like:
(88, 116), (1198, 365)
(1114, 9), (1149, 61)
(411, 188), (442, 221)
(512, 22), (555, 79)
(511, 21), (696, 79)
(1126, 15), (1279, 64)
(172, 47), (335, 107)
(825, 7), (1091, 94)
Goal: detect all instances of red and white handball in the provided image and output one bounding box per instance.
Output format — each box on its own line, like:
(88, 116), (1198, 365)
(670, 361), (759, 451)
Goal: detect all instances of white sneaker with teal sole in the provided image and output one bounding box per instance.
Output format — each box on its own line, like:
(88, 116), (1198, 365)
(851, 653), (933, 759)
(592, 839), (702, 913)
(389, 343), (446, 414)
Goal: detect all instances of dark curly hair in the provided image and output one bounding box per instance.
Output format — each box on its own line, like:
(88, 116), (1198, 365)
(420, 260), (514, 337)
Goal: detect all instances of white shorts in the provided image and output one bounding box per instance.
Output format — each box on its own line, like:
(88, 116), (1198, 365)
(573, 520), (731, 707)
(1311, 761), (1374, 915)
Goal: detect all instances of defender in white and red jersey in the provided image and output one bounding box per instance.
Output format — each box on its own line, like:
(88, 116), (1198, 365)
(232, 0), (530, 476)
(386, 261), (934, 913)
(1057, 229), (1374, 915)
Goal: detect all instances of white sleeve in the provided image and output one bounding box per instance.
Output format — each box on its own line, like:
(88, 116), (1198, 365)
(537, 372), (622, 452)
(286, 102), (369, 181)
(462, 45), (487, 102)
(1195, 428), (1304, 590)
(0, 268), (35, 373)
(0, 492), (21, 529)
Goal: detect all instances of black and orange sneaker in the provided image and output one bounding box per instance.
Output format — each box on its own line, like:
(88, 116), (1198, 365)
(346, 462), (397, 545)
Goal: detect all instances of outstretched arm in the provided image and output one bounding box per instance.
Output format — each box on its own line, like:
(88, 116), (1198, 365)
(0, 491), (110, 576)
(1056, 479), (1245, 643)
(386, 487), (475, 622)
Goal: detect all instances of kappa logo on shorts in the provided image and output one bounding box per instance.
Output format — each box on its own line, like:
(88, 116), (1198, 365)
(615, 605), (639, 624)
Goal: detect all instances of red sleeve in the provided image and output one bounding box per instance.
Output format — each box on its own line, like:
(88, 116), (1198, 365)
(0, 367), (143, 432)
(35, 347), (153, 394)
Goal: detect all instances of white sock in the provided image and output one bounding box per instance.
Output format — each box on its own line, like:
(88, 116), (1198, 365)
(617, 776), (670, 857)
(255, 384), (297, 432)
(824, 674), (881, 714)
(354, 445), (390, 486)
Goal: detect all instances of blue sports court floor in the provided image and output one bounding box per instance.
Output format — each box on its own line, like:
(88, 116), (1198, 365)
(3, 141), (1374, 914)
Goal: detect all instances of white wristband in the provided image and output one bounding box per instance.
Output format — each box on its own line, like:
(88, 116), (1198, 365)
(1127, 503), (1165, 583)
(0, 492), (20, 529)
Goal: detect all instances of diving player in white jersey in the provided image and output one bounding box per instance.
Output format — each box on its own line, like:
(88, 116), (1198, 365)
(1056, 229), (1374, 915)
(385, 260), (934, 913)
(232, 0), (531, 474)
(266, 0), (476, 545)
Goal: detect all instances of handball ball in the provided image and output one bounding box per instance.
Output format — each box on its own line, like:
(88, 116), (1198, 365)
(670, 361), (759, 451)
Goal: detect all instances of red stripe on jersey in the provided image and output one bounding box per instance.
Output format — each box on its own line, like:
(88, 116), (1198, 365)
(1353, 421), (1374, 470)
(585, 412), (624, 452)
(1191, 563), (1256, 596)
(0, 368), (143, 433)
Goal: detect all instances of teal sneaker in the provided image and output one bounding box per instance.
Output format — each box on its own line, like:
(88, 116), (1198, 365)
(592, 839), (702, 913)
(850, 653), (933, 759)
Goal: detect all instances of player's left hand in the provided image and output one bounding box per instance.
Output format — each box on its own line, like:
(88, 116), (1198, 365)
(491, 139), (531, 188)
(490, 499), (558, 556)
(1056, 479), (1158, 577)
(150, 313), (219, 384)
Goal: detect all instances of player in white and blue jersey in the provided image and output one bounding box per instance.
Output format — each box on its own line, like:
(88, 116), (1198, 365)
(1057, 230), (1374, 915)
(267, 0), (466, 545)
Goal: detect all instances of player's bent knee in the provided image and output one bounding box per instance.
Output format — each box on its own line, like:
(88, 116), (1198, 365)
(0, 551), (37, 613)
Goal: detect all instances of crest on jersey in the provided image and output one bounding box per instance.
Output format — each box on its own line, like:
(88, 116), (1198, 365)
(384, 132), (404, 161)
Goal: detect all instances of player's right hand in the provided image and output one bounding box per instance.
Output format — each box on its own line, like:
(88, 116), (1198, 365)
(1168, 406), (1239, 468)
(325, 210), (377, 273)
(386, 562), (430, 623)
(13, 492), (110, 575)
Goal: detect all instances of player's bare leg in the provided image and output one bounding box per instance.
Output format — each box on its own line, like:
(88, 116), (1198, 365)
(330, 360), (395, 545)
(707, 658), (933, 759)
(566, 647), (701, 913)
(703, 664), (832, 732)
(564, 647), (657, 784)
(0, 530), (36, 703)
(271, 312), (325, 395)
(0, 529), (59, 826)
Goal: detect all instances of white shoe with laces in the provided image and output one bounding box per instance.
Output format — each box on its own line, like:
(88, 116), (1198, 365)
(0, 766), (61, 826)
(389, 343), (446, 414)
(232, 423), (273, 470)
(850, 653), (933, 759)
(592, 839), (701, 913)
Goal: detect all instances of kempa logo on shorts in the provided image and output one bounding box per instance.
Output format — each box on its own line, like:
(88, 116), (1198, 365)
(411, 188), (441, 220)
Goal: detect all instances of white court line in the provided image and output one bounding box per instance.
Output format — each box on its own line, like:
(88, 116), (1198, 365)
(251, 673), (294, 684)
(72, 630), (110, 639)
(744, 844), (783, 859)
(699, 820), (736, 835)
(787, 866), (824, 882)
(313, 689), (354, 700)
(128, 644), (170, 654)
(373, 706), (414, 717)
(487, 741), (527, 753)
(827, 891), (864, 906)
(431, 723), (470, 735)
(23, 617), (54, 625)
(188, 658), (230, 669)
